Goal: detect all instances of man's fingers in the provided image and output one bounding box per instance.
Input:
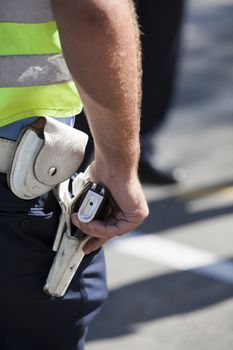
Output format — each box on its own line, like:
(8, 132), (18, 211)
(83, 237), (108, 254)
(71, 212), (142, 239)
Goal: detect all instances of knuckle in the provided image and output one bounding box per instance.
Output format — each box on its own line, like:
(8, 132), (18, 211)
(140, 204), (149, 221)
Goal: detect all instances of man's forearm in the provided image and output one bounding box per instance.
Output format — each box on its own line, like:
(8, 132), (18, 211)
(52, 0), (141, 174)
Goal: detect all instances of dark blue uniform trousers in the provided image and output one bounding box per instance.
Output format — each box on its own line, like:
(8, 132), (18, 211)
(0, 174), (108, 350)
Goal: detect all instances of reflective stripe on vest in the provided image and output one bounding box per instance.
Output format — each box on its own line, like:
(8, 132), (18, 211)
(0, 0), (82, 126)
(0, 55), (71, 87)
(0, 0), (54, 23)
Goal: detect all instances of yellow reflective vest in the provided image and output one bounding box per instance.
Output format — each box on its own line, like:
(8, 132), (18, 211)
(0, 0), (82, 127)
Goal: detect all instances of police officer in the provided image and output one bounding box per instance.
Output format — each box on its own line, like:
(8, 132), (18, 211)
(0, 1), (148, 349)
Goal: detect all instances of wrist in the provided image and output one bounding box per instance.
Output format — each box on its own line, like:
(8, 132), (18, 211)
(93, 151), (139, 181)
(87, 159), (139, 186)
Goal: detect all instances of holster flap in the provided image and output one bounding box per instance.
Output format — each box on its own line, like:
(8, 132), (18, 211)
(34, 117), (88, 186)
(8, 117), (88, 200)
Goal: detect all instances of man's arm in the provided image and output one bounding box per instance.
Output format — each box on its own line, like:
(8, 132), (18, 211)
(52, 0), (149, 253)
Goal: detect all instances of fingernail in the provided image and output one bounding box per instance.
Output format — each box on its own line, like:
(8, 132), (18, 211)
(72, 219), (80, 228)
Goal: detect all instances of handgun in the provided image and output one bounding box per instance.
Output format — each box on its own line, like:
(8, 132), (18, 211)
(44, 178), (113, 297)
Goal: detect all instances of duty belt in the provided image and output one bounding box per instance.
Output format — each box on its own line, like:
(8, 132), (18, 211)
(0, 138), (15, 174)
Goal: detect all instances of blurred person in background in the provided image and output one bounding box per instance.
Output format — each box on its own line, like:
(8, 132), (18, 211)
(76, 0), (186, 185)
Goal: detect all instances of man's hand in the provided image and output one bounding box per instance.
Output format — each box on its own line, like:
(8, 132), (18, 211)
(71, 161), (149, 254)
(54, 0), (148, 252)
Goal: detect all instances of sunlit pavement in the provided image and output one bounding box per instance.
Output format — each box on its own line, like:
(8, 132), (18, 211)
(86, 1), (233, 349)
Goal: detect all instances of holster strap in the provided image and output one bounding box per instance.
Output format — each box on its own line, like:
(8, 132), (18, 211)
(0, 138), (16, 174)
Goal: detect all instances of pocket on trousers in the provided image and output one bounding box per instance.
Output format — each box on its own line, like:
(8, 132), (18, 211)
(0, 209), (60, 250)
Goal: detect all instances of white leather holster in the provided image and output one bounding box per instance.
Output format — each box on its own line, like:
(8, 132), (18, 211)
(44, 173), (91, 297)
(7, 116), (88, 200)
